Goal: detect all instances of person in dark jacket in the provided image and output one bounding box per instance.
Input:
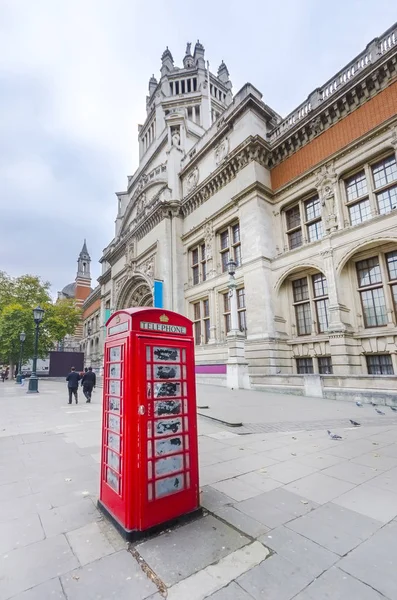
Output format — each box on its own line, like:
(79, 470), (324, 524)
(66, 367), (81, 404)
(81, 367), (96, 403)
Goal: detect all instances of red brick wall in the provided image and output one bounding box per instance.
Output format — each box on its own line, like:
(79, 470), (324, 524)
(271, 80), (397, 190)
(83, 298), (101, 320)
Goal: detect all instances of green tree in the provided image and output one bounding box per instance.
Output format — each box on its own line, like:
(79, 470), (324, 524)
(0, 273), (81, 369)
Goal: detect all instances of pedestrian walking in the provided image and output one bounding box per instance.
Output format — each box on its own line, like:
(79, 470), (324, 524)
(1, 370), (5, 382)
(81, 367), (96, 403)
(66, 367), (81, 404)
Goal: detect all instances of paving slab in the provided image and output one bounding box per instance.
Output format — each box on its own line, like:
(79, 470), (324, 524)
(7, 577), (66, 600)
(236, 488), (318, 530)
(0, 513), (45, 554)
(293, 566), (386, 599)
(211, 478), (263, 502)
(237, 554), (314, 600)
(136, 515), (249, 587)
(338, 520), (397, 599)
(39, 497), (100, 537)
(262, 460), (318, 484)
(283, 471), (355, 504)
(0, 534), (79, 600)
(206, 581), (254, 599)
(199, 486), (234, 511)
(61, 550), (158, 600)
(320, 460), (379, 485)
(66, 522), (116, 566)
(350, 451), (397, 471)
(260, 526), (339, 578)
(234, 471), (282, 493)
(333, 482), (397, 522)
(213, 505), (270, 538)
(367, 466), (397, 494)
(0, 479), (32, 502)
(287, 502), (383, 555)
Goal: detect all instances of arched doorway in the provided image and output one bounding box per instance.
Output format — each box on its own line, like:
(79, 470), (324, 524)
(117, 276), (153, 309)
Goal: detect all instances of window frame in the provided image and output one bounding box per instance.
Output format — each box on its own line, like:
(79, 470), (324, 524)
(291, 272), (329, 337)
(219, 222), (242, 273)
(366, 354), (394, 375)
(222, 286), (247, 335)
(355, 256), (388, 328)
(192, 298), (210, 345)
(296, 357), (314, 374)
(370, 155), (397, 216)
(284, 194), (323, 250)
(190, 242), (207, 286)
(318, 356), (333, 374)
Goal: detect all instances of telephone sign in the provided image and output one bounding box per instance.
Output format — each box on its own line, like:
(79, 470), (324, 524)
(98, 307), (200, 540)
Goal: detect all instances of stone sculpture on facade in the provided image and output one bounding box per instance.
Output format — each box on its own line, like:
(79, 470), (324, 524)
(215, 137), (229, 165)
(186, 167), (199, 192)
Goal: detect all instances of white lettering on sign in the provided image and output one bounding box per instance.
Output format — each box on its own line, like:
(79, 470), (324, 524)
(108, 322), (129, 336)
(140, 321), (187, 335)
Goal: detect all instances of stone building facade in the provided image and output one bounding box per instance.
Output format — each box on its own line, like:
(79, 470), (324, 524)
(92, 28), (397, 399)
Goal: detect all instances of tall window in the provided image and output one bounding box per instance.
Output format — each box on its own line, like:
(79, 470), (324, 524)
(219, 223), (241, 272)
(318, 356), (333, 374)
(356, 257), (387, 327)
(192, 299), (210, 345)
(345, 170), (371, 226)
(223, 288), (247, 334)
(371, 156), (397, 215)
(366, 355), (394, 375)
(355, 251), (397, 328)
(292, 273), (329, 336)
(191, 243), (207, 285)
(285, 195), (323, 250)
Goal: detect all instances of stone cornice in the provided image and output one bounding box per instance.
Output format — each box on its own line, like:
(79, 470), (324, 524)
(181, 136), (269, 216)
(97, 268), (111, 285)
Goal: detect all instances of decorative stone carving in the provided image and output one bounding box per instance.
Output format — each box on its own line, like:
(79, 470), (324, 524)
(309, 116), (322, 135)
(186, 167), (199, 193)
(172, 131), (180, 146)
(137, 256), (155, 281)
(390, 125), (397, 149)
(215, 137), (229, 165)
(204, 221), (213, 260)
(315, 163), (338, 234)
(115, 276), (127, 294)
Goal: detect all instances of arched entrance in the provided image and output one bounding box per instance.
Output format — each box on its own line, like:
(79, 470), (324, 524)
(116, 276), (153, 309)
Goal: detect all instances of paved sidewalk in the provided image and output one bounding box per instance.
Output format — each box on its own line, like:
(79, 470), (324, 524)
(1, 381), (397, 599)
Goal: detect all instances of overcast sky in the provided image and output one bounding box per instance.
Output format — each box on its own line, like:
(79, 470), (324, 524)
(1, 1), (396, 297)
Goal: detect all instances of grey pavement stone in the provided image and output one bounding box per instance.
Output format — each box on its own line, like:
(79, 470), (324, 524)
(293, 566), (385, 599)
(200, 486), (234, 511)
(237, 554), (314, 600)
(136, 515), (249, 587)
(333, 482), (397, 522)
(236, 488), (318, 530)
(323, 438), (391, 459)
(351, 451), (397, 471)
(287, 502), (382, 556)
(0, 479), (32, 502)
(369, 466), (397, 494)
(39, 497), (100, 537)
(200, 463), (245, 486)
(0, 513), (45, 554)
(212, 478), (263, 502)
(295, 452), (346, 470)
(234, 472), (282, 493)
(0, 534), (78, 600)
(28, 464), (99, 494)
(61, 550), (158, 600)
(338, 520), (397, 599)
(0, 493), (52, 523)
(6, 577), (66, 600)
(207, 581), (254, 599)
(66, 522), (116, 566)
(213, 505), (269, 538)
(380, 443), (397, 458)
(283, 472), (355, 504)
(320, 460), (379, 485)
(260, 526), (338, 578)
(230, 454), (279, 474)
(210, 446), (258, 462)
(262, 460), (318, 484)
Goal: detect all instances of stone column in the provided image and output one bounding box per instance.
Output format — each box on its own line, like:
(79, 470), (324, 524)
(226, 275), (250, 389)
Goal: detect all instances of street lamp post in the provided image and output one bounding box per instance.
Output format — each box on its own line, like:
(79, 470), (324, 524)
(27, 306), (45, 394)
(16, 331), (26, 384)
(227, 259), (239, 334)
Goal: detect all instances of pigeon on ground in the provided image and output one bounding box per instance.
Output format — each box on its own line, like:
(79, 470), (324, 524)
(371, 402), (378, 406)
(356, 401), (363, 407)
(349, 419), (360, 427)
(327, 430), (342, 440)
(375, 408), (385, 415)
(390, 406), (397, 412)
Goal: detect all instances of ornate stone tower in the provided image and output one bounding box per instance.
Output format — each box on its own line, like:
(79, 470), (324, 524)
(74, 241), (92, 337)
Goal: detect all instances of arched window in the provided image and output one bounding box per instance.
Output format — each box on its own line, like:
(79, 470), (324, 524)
(355, 250), (397, 328)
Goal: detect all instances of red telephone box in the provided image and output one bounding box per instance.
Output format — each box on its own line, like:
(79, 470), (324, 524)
(98, 307), (201, 540)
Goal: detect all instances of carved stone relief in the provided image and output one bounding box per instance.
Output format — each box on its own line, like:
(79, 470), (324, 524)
(215, 137), (229, 165)
(137, 255), (155, 281)
(186, 167), (199, 193)
(204, 221), (213, 260)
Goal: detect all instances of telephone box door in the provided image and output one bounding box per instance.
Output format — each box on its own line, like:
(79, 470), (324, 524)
(138, 336), (199, 529)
